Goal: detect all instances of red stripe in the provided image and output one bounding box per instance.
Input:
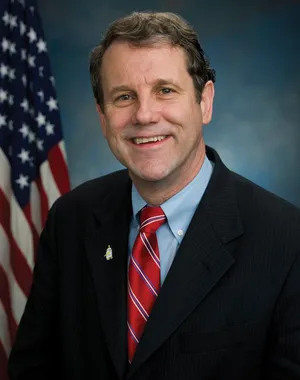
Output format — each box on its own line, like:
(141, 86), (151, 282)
(0, 340), (9, 380)
(35, 176), (49, 228)
(0, 189), (33, 297)
(0, 265), (17, 344)
(48, 144), (70, 195)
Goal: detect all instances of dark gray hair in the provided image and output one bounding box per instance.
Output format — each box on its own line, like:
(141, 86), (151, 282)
(89, 11), (216, 110)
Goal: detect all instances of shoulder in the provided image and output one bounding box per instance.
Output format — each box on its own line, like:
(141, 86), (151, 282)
(51, 169), (131, 215)
(230, 170), (300, 229)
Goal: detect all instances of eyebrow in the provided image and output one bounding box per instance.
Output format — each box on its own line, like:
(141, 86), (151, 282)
(109, 78), (182, 97)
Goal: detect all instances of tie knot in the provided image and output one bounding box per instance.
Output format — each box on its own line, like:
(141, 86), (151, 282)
(139, 206), (166, 234)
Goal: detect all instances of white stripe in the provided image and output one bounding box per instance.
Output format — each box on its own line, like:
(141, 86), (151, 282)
(0, 148), (10, 198)
(10, 195), (34, 271)
(59, 140), (67, 162)
(141, 232), (160, 267)
(128, 282), (149, 319)
(0, 299), (10, 357)
(40, 160), (61, 209)
(30, 181), (42, 234)
(127, 321), (139, 343)
(0, 225), (27, 324)
(141, 215), (165, 228)
(0, 148), (34, 271)
(131, 256), (158, 297)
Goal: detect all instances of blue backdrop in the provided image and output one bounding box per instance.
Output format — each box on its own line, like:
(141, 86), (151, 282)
(38, 0), (300, 207)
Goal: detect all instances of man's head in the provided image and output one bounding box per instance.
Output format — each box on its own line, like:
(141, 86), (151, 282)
(90, 11), (215, 111)
(89, 11), (216, 203)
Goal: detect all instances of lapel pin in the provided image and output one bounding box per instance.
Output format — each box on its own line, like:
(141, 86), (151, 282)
(104, 245), (113, 260)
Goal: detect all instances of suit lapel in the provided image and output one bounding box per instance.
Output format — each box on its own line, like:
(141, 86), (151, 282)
(85, 173), (132, 380)
(127, 147), (244, 378)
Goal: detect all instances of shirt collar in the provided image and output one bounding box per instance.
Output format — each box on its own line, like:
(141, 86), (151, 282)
(131, 155), (213, 243)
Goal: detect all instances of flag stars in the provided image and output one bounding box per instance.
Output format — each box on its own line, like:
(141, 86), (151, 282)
(8, 120), (13, 130)
(2, 12), (17, 29)
(0, 63), (9, 78)
(0, 88), (8, 103)
(8, 68), (16, 81)
(1, 38), (10, 52)
(0, 114), (7, 128)
(18, 149), (30, 164)
(36, 138), (44, 151)
(19, 123), (29, 138)
(21, 74), (27, 86)
(20, 98), (29, 112)
(27, 54), (36, 67)
(36, 112), (46, 127)
(28, 130), (36, 143)
(47, 97), (58, 111)
(45, 122), (54, 135)
(37, 90), (44, 102)
(21, 49), (26, 60)
(20, 21), (26, 35)
(16, 174), (29, 189)
(37, 39), (47, 53)
(27, 28), (37, 43)
(8, 95), (14, 106)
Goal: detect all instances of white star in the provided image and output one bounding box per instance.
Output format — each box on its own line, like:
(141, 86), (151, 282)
(37, 38), (47, 53)
(30, 6), (35, 13)
(20, 21), (26, 36)
(45, 122), (54, 135)
(46, 97), (58, 111)
(0, 88), (8, 103)
(18, 0), (25, 6)
(29, 107), (35, 117)
(27, 54), (35, 67)
(37, 90), (44, 102)
(9, 15), (17, 30)
(8, 95), (14, 105)
(27, 28), (37, 43)
(36, 138), (44, 151)
(21, 49), (26, 60)
(16, 174), (29, 189)
(28, 130), (35, 143)
(0, 114), (7, 128)
(9, 42), (16, 55)
(2, 12), (10, 26)
(38, 66), (44, 77)
(1, 38), (10, 52)
(36, 112), (46, 127)
(50, 76), (55, 85)
(20, 98), (29, 112)
(21, 74), (27, 86)
(8, 120), (13, 130)
(0, 63), (8, 78)
(19, 123), (29, 138)
(8, 68), (15, 81)
(18, 149), (30, 163)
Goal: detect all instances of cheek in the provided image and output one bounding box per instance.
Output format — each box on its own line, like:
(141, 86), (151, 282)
(106, 109), (132, 136)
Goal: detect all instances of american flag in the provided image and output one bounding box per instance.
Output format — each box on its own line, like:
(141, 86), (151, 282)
(0, 0), (70, 378)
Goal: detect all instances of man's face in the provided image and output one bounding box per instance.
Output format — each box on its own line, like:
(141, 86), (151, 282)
(98, 41), (214, 189)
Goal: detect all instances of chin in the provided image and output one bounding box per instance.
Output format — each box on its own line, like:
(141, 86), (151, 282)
(129, 166), (172, 184)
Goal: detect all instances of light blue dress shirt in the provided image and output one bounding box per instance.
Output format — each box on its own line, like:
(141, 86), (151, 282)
(128, 156), (213, 284)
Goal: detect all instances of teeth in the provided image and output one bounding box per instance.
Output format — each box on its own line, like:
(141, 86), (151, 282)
(133, 136), (166, 144)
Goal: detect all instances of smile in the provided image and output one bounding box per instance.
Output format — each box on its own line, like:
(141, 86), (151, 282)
(132, 135), (167, 145)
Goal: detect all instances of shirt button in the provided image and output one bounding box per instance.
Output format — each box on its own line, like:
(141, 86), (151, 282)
(177, 229), (183, 236)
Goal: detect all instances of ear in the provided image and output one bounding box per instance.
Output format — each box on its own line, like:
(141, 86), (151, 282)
(200, 81), (215, 124)
(96, 103), (107, 138)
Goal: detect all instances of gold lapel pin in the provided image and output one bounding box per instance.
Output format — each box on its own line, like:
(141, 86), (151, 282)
(104, 245), (113, 260)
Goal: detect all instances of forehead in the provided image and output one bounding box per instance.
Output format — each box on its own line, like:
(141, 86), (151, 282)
(101, 40), (189, 86)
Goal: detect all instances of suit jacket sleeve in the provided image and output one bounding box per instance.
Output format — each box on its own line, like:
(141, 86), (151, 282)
(264, 249), (300, 379)
(8, 203), (59, 380)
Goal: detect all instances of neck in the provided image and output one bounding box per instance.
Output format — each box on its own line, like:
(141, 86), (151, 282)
(131, 143), (206, 206)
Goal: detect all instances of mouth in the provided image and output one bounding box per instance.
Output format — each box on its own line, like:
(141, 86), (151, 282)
(131, 135), (168, 145)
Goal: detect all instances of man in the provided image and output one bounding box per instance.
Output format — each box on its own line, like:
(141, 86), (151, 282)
(8, 11), (300, 380)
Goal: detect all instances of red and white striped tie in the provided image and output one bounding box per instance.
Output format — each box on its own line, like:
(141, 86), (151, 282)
(127, 206), (166, 363)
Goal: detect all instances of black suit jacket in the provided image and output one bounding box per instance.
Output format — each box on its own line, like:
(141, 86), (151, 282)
(8, 146), (300, 379)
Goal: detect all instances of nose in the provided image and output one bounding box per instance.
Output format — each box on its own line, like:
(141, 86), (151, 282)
(131, 98), (160, 126)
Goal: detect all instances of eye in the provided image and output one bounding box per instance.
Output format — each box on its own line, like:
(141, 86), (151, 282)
(160, 88), (175, 95)
(115, 94), (132, 101)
